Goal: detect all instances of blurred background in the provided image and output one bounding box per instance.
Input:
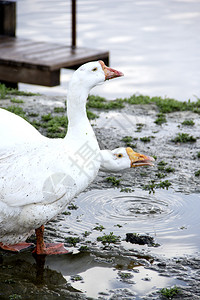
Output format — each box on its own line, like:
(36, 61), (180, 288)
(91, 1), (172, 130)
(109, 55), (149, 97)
(17, 0), (200, 101)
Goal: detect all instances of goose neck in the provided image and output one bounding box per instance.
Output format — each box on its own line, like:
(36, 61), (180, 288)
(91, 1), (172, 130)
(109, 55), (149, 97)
(66, 84), (89, 126)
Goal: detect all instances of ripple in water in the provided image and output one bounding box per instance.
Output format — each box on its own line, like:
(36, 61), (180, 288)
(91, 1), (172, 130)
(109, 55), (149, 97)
(56, 188), (200, 257)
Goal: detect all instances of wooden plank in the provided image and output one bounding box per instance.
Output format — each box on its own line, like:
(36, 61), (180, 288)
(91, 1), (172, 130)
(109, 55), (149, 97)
(0, 38), (58, 55)
(0, 1), (110, 87)
(0, 43), (62, 59)
(0, 37), (109, 70)
(0, 39), (34, 51)
(0, 35), (109, 86)
(0, 64), (60, 86)
(18, 47), (109, 70)
(0, 58), (50, 71)
(0, 36), (37, 47)
(0, 48), (109, 71)
(49, 49), (110, 70)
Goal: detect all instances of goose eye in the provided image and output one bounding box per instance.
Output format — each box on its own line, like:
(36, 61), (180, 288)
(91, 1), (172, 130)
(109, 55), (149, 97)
(92, 67), (98, 72)
(117, 154), (123, 158)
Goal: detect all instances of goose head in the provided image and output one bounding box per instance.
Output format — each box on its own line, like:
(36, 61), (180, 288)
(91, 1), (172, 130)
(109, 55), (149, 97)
(100, 147), (155, 172)
(70, 60), (124, 91)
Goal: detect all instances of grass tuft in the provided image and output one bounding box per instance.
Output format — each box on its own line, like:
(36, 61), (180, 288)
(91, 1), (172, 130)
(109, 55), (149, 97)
(106, 176), (121, 186)
(121, 94), (200, 114)
(160, 286), (180, 299)
(97, 232), (120, 245)
(172, 133), (196, 143)
(195, 170), (200, 177)
(154, 113), (167, 125)
(87, 94), (124, 109)
(181, 119), (195, 126)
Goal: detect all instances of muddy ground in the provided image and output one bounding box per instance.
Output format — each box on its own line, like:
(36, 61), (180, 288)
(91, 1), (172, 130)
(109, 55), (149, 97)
(0, 94), (200, 299)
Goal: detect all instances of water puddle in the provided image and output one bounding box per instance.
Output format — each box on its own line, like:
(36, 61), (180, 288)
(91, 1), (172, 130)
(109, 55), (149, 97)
(1, 188), (198, 299)
(0, 250), (185, 300)
(57, 188), (200, 258)
(63, 265), (183, 299)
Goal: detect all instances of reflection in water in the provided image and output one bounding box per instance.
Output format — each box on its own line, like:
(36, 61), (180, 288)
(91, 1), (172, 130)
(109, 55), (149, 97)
(55, 188), (200, 258)
(1, 187), (195, 298)
(0, 252), (70, 299)
(0, 249), (183, 299)
(17, 0), (200, 101)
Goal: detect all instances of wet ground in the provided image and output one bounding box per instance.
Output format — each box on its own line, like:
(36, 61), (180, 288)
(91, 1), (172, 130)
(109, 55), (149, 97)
(0, 94), (200, 299)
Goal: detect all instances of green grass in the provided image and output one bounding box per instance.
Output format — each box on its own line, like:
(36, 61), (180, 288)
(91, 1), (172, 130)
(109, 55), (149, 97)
(0, 83), (39, 99)
(41, 113), (53, 122)
(79, 245), (89, 251)
(156, 173), (167, 179)
(70, 275), (83, 282)
(93, 224), (105, 232)
(7, 89), (39, 96)
(154, 113), (167, 125)
(157, 162), (175, 173)
(160, 286), (180, 299)
(195, 170), (200, 177)
(165, 166), (175, 173)
(122, 136), (132, 143)
(97, 232), (120, 245)
(172, 133), (196, 143)
(121, 135), (137, 148)
(62, 211), (71, 216)
(82, 231), (91, 237)
(87, 94), (200, 114)
(86, 110), (98, 120)
(140, 136), (151, 143)
(45, 116), (68, 138)
(143, 180), (172, 194)
(28, 112), (39, 117)
(136, 123), (145, 132)
(87, 94), (124, 109)
(106, 176), (121, 186)
(122, 94), (200, 114)
(65, 236), (80, 247)
(10, 98), (24, 104)
(158, 180), (172, 190)
(181, 119), (195, 126)
(54, 106), (66, 113)
(158, 160), (168, 167)
(197, 152), (200, 158)
(0, 84), (8, 99)
(67, 203), (78, 210)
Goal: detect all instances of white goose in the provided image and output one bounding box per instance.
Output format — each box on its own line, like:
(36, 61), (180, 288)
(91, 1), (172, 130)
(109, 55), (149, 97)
(0, 61), (154, 255)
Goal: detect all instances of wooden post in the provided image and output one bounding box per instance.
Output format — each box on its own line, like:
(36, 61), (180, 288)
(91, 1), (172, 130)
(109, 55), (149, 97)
(71, 0), (76, 49)
(0, 1), (16, 37)
(0, 1), (17, 88)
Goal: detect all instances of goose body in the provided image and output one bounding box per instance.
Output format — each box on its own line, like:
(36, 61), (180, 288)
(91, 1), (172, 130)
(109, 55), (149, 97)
(0, 138), (98, 244)
(0, 61), (154, 254)
(0, 61), (124, 253)
(0, 108), (43, 147)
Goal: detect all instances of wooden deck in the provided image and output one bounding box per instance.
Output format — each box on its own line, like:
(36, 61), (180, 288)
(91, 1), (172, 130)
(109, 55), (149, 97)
(0, 1), (109, 87)
(0, 36), (109, 86)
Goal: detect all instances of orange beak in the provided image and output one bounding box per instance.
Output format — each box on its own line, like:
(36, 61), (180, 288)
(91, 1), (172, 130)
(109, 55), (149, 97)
(126, 147), (155, 168)
(99, 60), (124, 80)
